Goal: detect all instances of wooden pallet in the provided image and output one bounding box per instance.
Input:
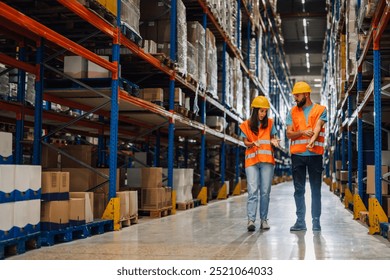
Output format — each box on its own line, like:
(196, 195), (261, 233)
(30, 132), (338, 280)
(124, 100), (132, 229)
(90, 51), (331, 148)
(193, 199), (201, 208)
(139, 206), (172, 218)
(176, 200), (194, 210)
(80, 0), (116, 26)
(120, 214), (138, 228)
(150, 53), (177, 70)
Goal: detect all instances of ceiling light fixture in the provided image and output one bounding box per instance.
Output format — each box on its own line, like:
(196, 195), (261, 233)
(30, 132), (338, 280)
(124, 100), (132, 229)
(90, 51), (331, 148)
(303, 18), (307, 27)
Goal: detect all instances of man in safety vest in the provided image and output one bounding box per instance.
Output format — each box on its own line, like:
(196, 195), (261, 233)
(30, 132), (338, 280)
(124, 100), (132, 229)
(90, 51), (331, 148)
(286, 81), (327, 231)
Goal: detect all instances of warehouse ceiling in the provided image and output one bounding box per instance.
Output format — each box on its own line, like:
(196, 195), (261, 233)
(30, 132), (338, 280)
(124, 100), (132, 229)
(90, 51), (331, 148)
(277, 0), (328, 103)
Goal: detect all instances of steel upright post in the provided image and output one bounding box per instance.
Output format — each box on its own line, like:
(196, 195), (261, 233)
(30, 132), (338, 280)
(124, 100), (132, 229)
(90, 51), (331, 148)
(373, 49), (382, 204)
(15, 43), (26, 164)
(32, 39), (44, 165)
(357, 71), (364, 199)
(167, 0), (177, 189)
(347, 92), (353, 191)
(107, 1), (121, 201)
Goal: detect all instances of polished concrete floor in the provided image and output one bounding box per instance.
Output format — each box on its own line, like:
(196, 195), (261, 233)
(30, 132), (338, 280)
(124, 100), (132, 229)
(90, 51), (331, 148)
(9, 180), (390, 260)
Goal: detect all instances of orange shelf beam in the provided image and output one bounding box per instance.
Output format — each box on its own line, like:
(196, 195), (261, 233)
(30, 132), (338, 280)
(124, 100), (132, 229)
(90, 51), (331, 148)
(43, 92), (154, 129)
(56, 0), (117, 38)
(0, 53), (37, 75)
(0, 2), (116, 72)
(374, 3), (390, 47)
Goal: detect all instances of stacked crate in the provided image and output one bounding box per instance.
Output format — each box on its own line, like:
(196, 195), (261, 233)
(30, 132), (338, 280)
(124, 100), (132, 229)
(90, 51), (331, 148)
(0, 165), (41, 241)
(140, 0), (187, 75)
(140, 167), (171, 210)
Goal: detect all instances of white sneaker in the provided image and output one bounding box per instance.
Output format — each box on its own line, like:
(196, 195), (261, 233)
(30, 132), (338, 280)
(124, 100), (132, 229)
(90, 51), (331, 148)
(261, 219), (270, 230)
(247, 220), (255, 232)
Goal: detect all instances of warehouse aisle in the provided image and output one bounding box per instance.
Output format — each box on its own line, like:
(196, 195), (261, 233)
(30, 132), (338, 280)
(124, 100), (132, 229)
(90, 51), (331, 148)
(9, 180), (390, 260)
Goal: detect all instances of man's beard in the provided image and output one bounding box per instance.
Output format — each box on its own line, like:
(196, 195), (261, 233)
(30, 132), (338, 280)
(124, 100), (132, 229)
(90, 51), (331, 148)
(296, 96), (306, 108)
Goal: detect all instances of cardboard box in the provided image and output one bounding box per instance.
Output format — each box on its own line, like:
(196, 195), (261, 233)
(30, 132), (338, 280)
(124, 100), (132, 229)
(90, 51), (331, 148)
(61, 145), (96, 168)
(88, 56), (110, 78)
(61, 168), (96, 192)
(126, 168), (142, 188)
(69, 198), (86, 223)
(64, 56), (87, 78)
(41, 145), (59, 168)
(340, 170), (349, 182)
(141, 188), (165, 209)
(366, 165), (389, 194)
(140, 88), (164, 103)
(42, 171), (69, 194)
(70, 192), (94, 223)
(163, 88), (184, 106)
(95, 168), (120, 192)
(93, 192), (106, 219)
(140, 1), (169, 20)
(116, 191), (130, 220)
(41, 200), (69, 224)
(164, 187), (172, 207)
(129, 190), (138, 216)
(141, 167), (163, 188)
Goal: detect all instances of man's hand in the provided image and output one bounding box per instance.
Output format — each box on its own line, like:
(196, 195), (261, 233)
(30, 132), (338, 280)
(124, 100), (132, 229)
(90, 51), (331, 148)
(301, 129), (314, 138)
(271, 138), (281, 148)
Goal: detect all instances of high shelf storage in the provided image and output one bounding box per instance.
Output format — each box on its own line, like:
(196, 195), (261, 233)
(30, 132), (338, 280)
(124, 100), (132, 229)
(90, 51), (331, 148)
(322, 0), (390, 235)
(0, 0), (292, 247)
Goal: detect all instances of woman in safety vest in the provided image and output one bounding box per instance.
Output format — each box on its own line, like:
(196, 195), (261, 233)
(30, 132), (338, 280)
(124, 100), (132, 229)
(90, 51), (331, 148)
(239, 96), (280, 232)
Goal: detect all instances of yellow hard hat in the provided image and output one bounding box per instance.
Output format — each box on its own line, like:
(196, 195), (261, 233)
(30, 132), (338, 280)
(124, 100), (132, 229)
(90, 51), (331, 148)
(251, 96), (270, 108)
(292, 81), (311, 94)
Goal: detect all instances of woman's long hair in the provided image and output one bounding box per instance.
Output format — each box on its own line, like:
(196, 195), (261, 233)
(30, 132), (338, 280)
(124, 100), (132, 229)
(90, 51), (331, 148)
(249, 107), (268, 135)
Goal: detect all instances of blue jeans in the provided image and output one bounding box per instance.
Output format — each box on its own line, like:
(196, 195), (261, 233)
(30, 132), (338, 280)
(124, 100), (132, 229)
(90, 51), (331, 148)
(291, 154), (323, 223)
(245, 162), (274, 222)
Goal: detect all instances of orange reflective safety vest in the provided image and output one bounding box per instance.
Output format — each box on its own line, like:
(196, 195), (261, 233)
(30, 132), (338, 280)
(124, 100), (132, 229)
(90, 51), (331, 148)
(290, 104), (326, 155)
(239, 118), (275, 168)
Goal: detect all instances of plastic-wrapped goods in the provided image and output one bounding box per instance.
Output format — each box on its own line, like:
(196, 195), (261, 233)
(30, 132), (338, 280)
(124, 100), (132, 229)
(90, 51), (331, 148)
(187, 21), (206, 88)
(25, 73), (36, 106)
(0, 64), (9, 100)
(176, 0), (187, 74)
(217, 46), (232, 107)
(186, 41), (198, 80)
(206, 29), (218, 99)
(249, 38), (257, 73)
(228, 57), (234, 108)
(233, 58), (243, 118)
(243, 77), (250, 119)
(121, 0), (141, 35)
(140, 0), (187, 74)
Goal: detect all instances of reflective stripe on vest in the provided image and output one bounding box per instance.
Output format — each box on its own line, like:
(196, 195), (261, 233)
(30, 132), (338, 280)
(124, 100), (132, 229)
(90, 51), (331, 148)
(239, 118), (275, 167)
(245, 149), (273, 160)
(291, 140), (324, 147)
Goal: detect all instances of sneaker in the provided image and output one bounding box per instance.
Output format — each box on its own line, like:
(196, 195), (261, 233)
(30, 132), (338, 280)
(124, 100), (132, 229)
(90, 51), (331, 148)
(312, 218), (321, 231)
(260, 219), (270, 230)
(247, 220), (256, 232)
(290, 221), (307, 231)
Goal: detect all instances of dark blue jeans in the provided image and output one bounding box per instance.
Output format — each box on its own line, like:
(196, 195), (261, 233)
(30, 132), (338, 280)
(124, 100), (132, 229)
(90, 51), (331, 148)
(291, 154), (324, 223)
